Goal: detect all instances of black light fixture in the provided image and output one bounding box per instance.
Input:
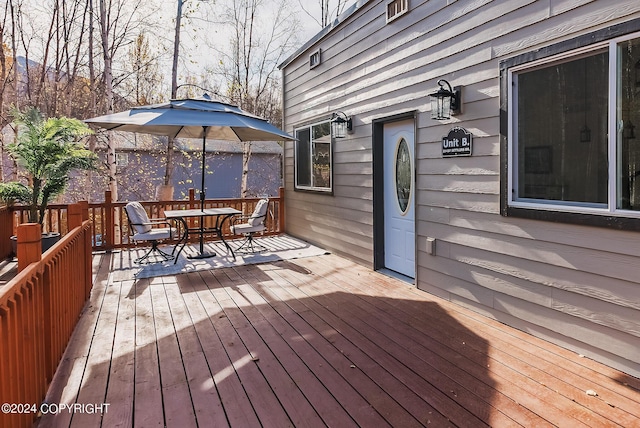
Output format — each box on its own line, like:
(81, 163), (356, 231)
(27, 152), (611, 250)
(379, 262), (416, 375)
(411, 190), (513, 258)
(635, 58), (640, 88)
(580, 125), (592, 143)
(331, 111), (352, 138)
(429, 79), (461, 120)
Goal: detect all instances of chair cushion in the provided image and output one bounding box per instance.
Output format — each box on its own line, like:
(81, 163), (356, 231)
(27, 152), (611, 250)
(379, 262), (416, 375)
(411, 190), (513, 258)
(248, 199), (268, 226)
(132, 227), (174, 242)
(231, 223), (266, 234)
(125, 202), (152, 234)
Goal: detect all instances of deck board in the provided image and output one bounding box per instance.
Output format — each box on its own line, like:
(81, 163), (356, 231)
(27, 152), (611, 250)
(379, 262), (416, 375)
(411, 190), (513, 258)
(132, 279), (164, 428)
(227, 265), (365, 427)
(218, 271), (328, 427)
(37, 250), (640, 427)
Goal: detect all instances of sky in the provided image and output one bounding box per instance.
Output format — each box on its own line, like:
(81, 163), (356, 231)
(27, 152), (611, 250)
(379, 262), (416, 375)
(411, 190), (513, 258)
(160, 0), (359, 82)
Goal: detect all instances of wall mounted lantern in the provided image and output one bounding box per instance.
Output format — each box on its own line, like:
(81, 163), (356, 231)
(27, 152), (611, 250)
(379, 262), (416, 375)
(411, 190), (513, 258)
(429, 79), (462, 120)
(580, 125), (592, 143)
(331, 111), (353, 138)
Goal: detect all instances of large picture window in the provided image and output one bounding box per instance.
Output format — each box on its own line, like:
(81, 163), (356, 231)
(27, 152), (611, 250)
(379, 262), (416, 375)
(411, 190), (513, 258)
(504, 29), (640, 226)
(294, 120), (332, 192)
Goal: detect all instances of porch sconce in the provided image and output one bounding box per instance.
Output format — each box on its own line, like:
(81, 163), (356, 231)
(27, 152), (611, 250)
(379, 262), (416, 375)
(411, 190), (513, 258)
(429, 79), (461, 120)
(331, 111), (352, 138)
(580, 125), (592, 143)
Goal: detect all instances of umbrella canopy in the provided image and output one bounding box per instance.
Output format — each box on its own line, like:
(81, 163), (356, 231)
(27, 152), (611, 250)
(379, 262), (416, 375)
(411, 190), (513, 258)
(85, 96), (294, 142)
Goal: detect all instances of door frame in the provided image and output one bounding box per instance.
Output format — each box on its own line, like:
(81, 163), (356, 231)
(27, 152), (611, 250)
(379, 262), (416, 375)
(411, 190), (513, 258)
(372, 111), (418, 273)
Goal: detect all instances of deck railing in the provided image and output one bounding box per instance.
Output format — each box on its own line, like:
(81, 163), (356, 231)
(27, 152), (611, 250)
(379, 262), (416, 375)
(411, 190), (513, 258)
(0, 203), (93, 428)
(3, 187), (285, 253)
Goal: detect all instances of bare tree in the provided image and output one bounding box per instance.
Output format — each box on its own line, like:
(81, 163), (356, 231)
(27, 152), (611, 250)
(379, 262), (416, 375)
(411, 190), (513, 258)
(95, 0), (148, 201)
(123, 32), (162, 105)
(1, 0), (23, 182)
(297, 0), (348, 28)
(211, 0), (298, 197)
(0, 3), (16, 182)
(156, 0), (185, 201)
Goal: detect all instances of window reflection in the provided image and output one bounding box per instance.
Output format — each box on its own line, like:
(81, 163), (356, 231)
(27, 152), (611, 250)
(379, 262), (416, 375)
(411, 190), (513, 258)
(516, 52), (609, 205)
(618, 38), (640, 210)
(294, 121), (332, 191)
(396, 138), (411, 213)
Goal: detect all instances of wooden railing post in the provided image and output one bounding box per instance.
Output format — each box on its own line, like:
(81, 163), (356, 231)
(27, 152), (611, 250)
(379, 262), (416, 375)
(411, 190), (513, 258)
(104, 190), (114, 250)
(79, 200), (89, 221)
(189, 188), (196, 209)
(17, 223), (42, 272)
(67, 202), (92, 298)
(68, 203), (83, 230)
(78, 201), (92, 299)
(278, 186), (285, 234)
(188, 188), (197, 238)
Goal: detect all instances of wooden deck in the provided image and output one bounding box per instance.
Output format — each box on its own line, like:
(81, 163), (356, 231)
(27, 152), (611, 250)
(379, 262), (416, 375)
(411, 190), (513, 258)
(37, 250), (640, 427)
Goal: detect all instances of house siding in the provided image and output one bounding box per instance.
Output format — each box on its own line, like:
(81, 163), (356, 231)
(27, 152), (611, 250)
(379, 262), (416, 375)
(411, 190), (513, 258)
(281, 0), (640, 377)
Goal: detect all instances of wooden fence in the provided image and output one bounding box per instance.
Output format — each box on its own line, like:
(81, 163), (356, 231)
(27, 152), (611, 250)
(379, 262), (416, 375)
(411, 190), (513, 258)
(0, 203), (93, 428)
(2, 187), (285, 254)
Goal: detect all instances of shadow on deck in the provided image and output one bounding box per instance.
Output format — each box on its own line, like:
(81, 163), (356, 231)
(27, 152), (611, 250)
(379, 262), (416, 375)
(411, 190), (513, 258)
(37, 249), (640, 427)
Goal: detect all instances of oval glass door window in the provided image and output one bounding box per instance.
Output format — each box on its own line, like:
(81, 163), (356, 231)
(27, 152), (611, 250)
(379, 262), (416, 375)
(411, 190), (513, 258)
(395, 138), (412, 214)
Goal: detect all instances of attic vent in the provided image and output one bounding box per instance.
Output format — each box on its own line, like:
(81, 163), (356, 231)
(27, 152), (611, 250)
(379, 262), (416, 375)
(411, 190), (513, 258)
(386, 0), (408, 23)
(309, 48), (321, 69)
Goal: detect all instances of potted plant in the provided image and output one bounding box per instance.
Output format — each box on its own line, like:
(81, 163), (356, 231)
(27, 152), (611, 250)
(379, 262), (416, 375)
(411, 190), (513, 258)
(0, 106), (97, 255)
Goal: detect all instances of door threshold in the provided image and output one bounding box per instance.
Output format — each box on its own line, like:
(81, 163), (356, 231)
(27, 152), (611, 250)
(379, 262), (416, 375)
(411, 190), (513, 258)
(377, 268), (414, 285)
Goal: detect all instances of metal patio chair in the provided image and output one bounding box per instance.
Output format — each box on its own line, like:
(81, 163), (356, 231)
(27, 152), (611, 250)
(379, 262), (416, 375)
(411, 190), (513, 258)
(230, 198), (269, 254)
(124, 201), (176, 264)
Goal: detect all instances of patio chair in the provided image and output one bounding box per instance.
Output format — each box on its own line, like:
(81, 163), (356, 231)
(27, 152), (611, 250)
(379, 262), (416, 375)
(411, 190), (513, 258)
(124, 201), (176, 264)
(230, 198), (269, 254)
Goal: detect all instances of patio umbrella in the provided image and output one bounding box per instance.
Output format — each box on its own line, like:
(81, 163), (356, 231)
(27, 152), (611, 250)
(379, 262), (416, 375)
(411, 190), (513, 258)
(85, 94), (295, 258)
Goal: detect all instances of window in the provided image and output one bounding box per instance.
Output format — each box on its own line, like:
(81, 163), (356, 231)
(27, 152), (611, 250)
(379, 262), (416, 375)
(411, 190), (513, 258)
(116, 152), (129, 167)
(386, 0), (408, 23)
(309, 48), (321, 69)
(503, 28), (640, 227)
(294, 120), (332, 192)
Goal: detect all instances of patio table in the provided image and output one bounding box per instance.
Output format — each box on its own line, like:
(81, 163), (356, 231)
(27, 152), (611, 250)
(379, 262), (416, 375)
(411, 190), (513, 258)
(164, 207), (242, 262)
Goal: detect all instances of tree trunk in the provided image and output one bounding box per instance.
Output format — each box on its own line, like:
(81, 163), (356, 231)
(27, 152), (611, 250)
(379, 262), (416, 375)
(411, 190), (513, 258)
(159, 0), (184, 201)
(99, 0), (117, 202)
(87, 0), (97, 202)
(241, 142), (252, 198)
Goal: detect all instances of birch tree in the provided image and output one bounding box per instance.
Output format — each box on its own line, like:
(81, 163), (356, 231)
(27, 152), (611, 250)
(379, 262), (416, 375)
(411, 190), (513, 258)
(96, 0), (148, 201)
(212, 0), (298, 197)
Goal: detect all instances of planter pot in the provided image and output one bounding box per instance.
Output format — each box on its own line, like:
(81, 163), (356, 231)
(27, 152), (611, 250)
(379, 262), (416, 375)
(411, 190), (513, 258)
(10, 232), (62, 257)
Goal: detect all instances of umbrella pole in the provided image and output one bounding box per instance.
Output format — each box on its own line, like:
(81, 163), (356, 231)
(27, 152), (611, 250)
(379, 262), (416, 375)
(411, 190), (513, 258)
(189, 126), (216, 259)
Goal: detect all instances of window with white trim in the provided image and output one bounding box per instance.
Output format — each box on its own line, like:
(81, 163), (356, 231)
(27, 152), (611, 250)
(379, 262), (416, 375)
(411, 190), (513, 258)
(504, 30), (640, 223)
(116, 152), (129, 167)
(294, 120), (332, 192)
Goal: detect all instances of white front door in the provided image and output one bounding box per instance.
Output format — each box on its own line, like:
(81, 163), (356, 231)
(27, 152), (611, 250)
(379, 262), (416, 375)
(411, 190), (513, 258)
(383, 119), (415, 278)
